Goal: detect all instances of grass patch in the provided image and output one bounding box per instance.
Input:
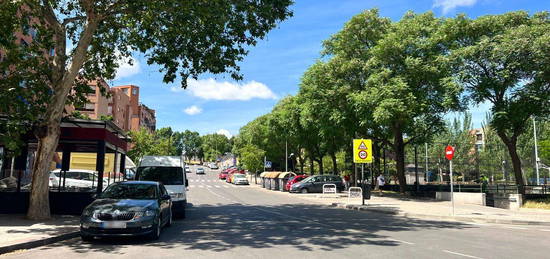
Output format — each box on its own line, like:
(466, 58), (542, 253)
(523, 198), (550, 210)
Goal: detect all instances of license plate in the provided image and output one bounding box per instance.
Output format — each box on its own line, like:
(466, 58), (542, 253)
(101, 221), (127, 229)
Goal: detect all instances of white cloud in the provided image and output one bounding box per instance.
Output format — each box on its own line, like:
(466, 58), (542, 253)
(217, 129), (232, 138)
(433, 0), (478, 14)
(183, 105), (203, 115)
(171, 78), (277, 101)
(115, 56), (141, 80)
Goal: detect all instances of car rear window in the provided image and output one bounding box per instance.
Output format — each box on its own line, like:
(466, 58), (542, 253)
(136, 166), (184, 185)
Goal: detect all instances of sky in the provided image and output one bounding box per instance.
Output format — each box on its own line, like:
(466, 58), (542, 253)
(109, 0), (549, 138)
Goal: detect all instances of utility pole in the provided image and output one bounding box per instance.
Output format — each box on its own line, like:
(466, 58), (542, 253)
(285, 140), (288, 172)
(425, 143), (428, 182)
(533, 117), (540, 185)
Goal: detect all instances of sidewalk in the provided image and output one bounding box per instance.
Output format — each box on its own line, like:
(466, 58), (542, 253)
(250, 184), (550, 225)
(0, 215), (79, 255)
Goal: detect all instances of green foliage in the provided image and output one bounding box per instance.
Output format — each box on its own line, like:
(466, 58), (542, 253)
(127, 127), (178, 162)
(174, 130), (203, 160)
(98, 115), (113, 121)
(71, 111), (91, 120)
(445, 11), (550, 188)
(239, 144), (265, 173)
(201, 134), (231, 162)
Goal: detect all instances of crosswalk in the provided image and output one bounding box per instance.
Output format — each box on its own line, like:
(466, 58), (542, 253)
(192, 184), (238, 188)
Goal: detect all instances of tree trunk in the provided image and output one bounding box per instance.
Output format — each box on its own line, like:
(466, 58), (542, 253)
(297, 152), (305, 173)
(498, 132), (526, 194)
(331, 152), (337, 175)
(309, 155), (314, 175)
(393, 125), (407, 193)
(26, 17), (99, 220)
(317, 158), (324, 175)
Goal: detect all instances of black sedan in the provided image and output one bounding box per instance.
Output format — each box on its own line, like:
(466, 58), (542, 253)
(80, 181), (172, 241)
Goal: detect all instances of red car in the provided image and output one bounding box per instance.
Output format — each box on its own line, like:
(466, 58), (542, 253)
(218, 170), (229, 180)
(285, 175), (308, 191)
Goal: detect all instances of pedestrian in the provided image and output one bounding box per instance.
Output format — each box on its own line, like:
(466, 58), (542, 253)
(343, 174), (350, 191)
(376, 174), (385, 196)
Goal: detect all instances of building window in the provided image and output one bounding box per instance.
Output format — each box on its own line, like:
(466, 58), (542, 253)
(108, 106), (112, 114)
(132, 88), (138, 95)
(122, 88), (129, 95)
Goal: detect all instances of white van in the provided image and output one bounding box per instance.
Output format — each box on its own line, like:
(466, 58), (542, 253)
(136, 156), (188, 218)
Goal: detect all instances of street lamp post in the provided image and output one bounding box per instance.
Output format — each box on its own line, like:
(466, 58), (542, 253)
(533, 117), (540, 185)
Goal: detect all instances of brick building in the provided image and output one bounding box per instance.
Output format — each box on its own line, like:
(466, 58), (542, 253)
(66, 82), (156, 133)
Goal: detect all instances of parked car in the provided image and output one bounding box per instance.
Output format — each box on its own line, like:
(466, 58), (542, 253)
(232, 174), (249, 185)
(49, 169), (108, 189)
(285, 174), (308, 191)
(210, 164), (218, 170)
(289, 175), (344, 193)
(80, 181), (172, 241)
(196, 167), (205, 174)
(184, 166), (190, 173)
(218, 170), (229, 180)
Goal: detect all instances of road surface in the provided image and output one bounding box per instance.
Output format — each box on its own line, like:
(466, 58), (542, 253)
(4, 165), (549, 259)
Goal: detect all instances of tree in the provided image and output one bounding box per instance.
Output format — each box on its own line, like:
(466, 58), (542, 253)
(325, 10), (462, 192)
(201, 134), (231, 162)
(174, 130), (202, 160)
(239, 144), (265, 174)
(1, 0), (292, 219)
(446, 11), (550, 193)
(127, 128), (155, 163)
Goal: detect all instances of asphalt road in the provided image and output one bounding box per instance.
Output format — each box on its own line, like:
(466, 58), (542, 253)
(4, 165), (550, 259)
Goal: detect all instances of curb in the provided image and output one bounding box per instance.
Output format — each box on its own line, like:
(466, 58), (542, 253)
(330, 203), (550, 226)
(0, 231), (79, 255)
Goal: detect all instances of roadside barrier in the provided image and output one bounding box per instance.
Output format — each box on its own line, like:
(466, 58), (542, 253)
(347, 187), (363, 205)
(322, 184), (337, 195)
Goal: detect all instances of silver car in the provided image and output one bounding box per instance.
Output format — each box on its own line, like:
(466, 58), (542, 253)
(232, 174), (249, 185)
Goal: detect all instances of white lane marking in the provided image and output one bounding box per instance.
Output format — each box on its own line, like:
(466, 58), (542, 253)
(502, 226), (528, 230)
(197, 185), (204, 188)
(223, 186), (229, 188)
(539, 229), (550, 232)
(443, 250), (484, 259)
(386, 238), (415, 245)
(214, 185), (221, 188)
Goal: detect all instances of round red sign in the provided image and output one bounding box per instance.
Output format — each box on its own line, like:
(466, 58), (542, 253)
(358, 150), (368, 159)
(445, 145), (455, 160)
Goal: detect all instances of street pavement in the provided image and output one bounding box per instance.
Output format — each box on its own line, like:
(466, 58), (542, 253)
(3, 165), (550, 259)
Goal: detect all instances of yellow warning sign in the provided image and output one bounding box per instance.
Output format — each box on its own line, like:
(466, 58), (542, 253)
(353, 139), (373, 163)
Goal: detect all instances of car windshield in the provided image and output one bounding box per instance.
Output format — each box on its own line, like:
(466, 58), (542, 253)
(234, 174), (245, 178)
(101, 184), (157, 199)
(136, 166), (184, 185)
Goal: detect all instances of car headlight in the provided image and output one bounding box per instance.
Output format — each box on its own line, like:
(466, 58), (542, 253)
(145, 210), (156, 217)
(82, 209), (93, 217)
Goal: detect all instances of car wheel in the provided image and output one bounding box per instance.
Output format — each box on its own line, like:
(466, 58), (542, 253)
(301, 188), (308, 194)
(81, 235), (93, 242)
(149, 220), (161, 240)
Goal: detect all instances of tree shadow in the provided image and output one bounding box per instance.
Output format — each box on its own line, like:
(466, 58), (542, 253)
(1, 214), (79, 237)
(39, 201), (474, 254)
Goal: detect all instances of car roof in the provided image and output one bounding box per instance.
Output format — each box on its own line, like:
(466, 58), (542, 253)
(118, 181), (159, 185)
(140, 156), (182, 167)
(50, 169), (97, 173)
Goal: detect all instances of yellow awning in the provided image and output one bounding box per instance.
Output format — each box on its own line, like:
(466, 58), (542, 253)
(260, 171), (270, 177)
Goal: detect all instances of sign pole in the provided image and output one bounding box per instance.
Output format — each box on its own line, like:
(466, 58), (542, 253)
(450, 159), (454, 216)
(361, 163), (365, 205)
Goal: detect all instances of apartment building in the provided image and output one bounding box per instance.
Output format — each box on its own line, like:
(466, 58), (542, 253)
(68, 82), (156, 133)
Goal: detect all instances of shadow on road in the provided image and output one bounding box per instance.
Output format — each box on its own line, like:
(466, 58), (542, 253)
(39, 201), (473, 254)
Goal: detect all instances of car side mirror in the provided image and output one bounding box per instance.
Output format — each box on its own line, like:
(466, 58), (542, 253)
(185, 179), (189, 187)
(161, 194), (171, 200)
(91, 193), (98, 199)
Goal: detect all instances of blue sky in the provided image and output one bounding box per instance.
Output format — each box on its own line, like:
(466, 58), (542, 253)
(110, 0), (549, 137)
